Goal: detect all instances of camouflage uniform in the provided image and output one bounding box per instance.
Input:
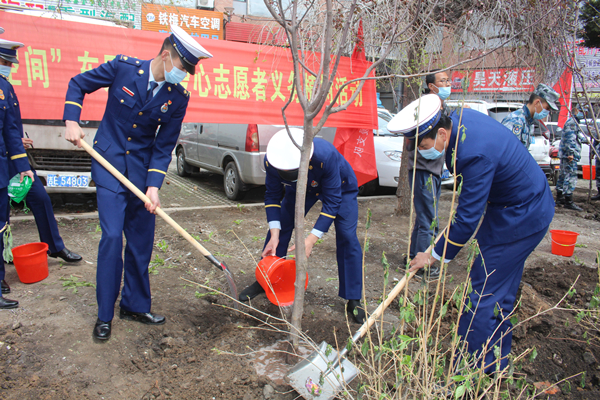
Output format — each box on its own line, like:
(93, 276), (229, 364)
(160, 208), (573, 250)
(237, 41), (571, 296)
(557, 118), (581, 196)
(501, 105), (534, 150)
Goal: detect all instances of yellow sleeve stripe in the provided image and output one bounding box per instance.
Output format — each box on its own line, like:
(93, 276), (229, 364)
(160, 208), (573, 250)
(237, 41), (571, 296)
(148, 169), (166, 175)
(265, 204), (281, 208)
(10, 153), (27, 160)
(65, 101), (83, 109)
(444, 231), (465, 247)
(320, 212), (336, 219)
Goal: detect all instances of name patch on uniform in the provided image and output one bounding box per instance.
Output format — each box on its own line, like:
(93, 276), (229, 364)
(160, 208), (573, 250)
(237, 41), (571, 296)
(311, 180), (318, 187)
(122, 87), (134, 97)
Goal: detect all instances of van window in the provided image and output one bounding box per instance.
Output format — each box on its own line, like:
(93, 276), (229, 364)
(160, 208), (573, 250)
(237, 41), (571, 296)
(487, 107), (519, 122)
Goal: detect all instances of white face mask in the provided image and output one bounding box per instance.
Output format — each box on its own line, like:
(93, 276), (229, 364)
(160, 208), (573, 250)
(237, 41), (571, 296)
(0, 65), (12, 78)
(163, 53), (187, 84)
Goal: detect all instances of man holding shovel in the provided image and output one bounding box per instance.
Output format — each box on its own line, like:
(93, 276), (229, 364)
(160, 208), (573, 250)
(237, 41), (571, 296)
(238, 128), (366, 324)
(389, 95), (555, 374)
(64, 26), (212, 341)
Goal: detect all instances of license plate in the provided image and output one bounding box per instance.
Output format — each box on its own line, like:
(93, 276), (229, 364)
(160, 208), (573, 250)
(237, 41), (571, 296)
(442, 169), (450, 179)
(552, 158), (560, 163)
(47, 174), (89, 188)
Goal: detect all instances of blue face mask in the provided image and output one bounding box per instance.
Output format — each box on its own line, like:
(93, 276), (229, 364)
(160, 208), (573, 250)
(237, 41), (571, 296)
(436, 86), (451, 100)
(534, 108), (549, 120)
(533, 102), (550, 120)
(0, 65), (12, 78)
(418, 134), (445, 160)
(164, 53), (187, 84)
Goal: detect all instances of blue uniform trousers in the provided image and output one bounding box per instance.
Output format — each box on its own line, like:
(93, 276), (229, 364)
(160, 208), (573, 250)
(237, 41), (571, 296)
(0, 187), (8, 282)
(25, 170), (65, 254)
(408, 169), (441, 258)
(264, 191), (363, 300)
(96, 185), (155, 322)
(457, 227), (548, 373)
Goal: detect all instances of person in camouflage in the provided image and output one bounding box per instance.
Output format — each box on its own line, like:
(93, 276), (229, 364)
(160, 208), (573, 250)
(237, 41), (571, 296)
(556, 117), (583, 211)
(501, 84), (560, 149)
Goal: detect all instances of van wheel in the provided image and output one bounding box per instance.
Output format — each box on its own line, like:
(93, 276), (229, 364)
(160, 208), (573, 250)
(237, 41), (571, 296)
(176, 148), (191, 177)
(358, 178), (378, 196)
(224, 161), (245, 200)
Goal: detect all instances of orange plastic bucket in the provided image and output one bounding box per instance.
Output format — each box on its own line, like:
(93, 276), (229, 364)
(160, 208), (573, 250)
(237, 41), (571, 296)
(549, 230), (579, 257)
(12, 242), (49, 284)
(256, 256), (308, 306)
(582, 165), (596, 180)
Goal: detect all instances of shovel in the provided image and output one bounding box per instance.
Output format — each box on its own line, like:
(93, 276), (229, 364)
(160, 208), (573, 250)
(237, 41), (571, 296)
(286, 228), (447, 399)
(80, 140), (239, 305)
(285, 269), (417, 399)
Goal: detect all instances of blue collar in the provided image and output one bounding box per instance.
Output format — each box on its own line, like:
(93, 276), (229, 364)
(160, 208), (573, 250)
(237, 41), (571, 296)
(523, 104), (534, 125)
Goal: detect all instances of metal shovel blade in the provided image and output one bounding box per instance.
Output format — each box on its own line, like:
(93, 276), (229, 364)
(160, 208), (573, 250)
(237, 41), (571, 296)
(286, 341), (358, 400)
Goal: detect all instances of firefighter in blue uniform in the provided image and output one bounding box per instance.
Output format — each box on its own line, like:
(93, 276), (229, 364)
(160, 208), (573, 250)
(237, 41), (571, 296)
(389, 95), (555, 374)
(238, 128), (366, 323)
(0, 36), (34, 309)
(64, 25), (212, 341)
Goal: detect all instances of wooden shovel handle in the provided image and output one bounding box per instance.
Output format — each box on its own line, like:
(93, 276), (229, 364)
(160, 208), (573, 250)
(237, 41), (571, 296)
(356, 230), (446, 338)
(80, 140), (211, 258)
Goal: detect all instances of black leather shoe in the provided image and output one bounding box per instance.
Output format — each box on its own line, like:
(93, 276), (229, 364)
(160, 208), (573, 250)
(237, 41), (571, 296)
(119, 309), (166, 325)
(49, 248), (82, 263)
(1, 280), (10, 294)
(0, 296), (19, 309)
(239, 281), (265, 302)
(346, 299), (366, 324)
(93, 318), (112, 341)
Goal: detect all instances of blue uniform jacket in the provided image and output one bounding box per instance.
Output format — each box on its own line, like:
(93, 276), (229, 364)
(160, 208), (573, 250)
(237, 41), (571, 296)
(434, 109), (555, 260)
(264, 138), (358, 233)
(0, 75), (29, 189)
(63, 55), (190, 192)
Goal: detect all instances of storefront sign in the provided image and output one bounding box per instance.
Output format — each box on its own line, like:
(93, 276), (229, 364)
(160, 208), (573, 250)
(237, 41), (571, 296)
(451, 68), (536, 93)
(141, 3), (222, 40)
(0, 0), (142, 28)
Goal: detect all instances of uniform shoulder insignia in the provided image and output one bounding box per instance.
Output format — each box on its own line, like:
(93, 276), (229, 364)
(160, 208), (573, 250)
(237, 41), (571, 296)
(172, 83), (190, 98)
(118, 55), (142, 66)
(512, 124), (522, 135)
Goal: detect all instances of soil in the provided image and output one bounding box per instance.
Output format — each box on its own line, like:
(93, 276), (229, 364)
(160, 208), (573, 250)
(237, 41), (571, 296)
(1, 186), (599, 399)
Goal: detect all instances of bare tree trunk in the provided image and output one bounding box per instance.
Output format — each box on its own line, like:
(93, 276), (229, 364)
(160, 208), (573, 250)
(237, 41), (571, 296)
(396, 48), (424, 215)
(289, 122), (314, 347)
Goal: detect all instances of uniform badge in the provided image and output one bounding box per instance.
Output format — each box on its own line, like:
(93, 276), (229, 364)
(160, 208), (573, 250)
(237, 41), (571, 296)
(311, 180), (318, 187)
(122, 87), (134, 97)
(0, 89), (4, 100)
(161, 103), (168, 113)
(168, 100), (172, 105)
(512, 124), (521, 135)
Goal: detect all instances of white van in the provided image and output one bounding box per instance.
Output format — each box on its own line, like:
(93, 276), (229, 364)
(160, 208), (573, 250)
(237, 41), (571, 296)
(446, 100), (551, 179)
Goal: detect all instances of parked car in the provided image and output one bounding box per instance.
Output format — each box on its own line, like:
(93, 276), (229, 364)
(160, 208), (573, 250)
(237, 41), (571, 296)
(446, 100), (551, 178)
(444, 100), (522, 123)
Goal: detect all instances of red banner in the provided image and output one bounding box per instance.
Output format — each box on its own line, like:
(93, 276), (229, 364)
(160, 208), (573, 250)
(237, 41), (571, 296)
(0, 11), (377, 129)
(553, 66), (573, 128)
(451, 68), (536, 93)
(333, 20), (377, 187)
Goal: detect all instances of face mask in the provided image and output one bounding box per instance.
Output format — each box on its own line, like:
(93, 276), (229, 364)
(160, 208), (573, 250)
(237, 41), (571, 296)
(436, 86), (451, 100)
(418, 134), (445, 160)
(0, 65), (12, 78)
(533, 102), (549, 120)
(164, 53), (187, 84)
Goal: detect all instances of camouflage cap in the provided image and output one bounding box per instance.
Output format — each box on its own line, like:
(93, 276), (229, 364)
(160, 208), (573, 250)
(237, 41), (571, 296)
(533, 83), (560, 111)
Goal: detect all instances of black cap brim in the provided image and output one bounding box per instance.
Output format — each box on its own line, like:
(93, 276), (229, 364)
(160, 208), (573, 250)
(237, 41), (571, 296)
(180, 56), (196, 75)
(0, 54), (18, 64)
